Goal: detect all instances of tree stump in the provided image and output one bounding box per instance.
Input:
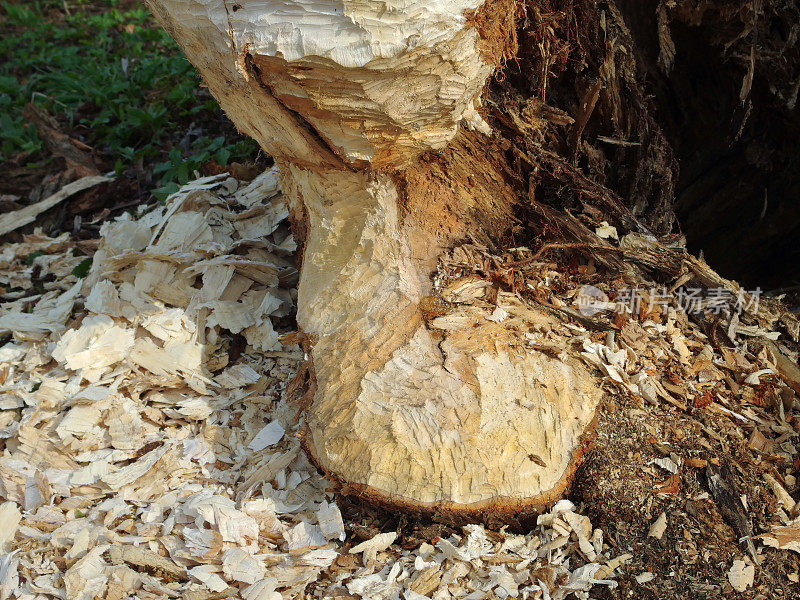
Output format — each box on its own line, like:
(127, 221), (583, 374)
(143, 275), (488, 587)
(144, 0), (800, 522)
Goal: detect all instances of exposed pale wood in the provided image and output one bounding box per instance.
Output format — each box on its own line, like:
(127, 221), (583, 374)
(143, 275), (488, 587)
(143, 0), (494, 170)
(286, 165), (601, 512)
(144, 0), (604, 517)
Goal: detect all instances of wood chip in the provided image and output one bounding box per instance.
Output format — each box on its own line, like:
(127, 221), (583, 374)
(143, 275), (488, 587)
(248, 420), (285, 452)
(350, 532), (398, 563)
(763, 473), (797, 513)
(757, 521), (800, 554)
(285, 522), (327, 553)
(317, 501), (345, 542)
(0, 552), (19, 600)
(648, 512), (668, 539)
(189, 565), (229, 592)
(727, 559), (754, 592)
(0, 502), (21, 551)
(108, 544), (187, 580)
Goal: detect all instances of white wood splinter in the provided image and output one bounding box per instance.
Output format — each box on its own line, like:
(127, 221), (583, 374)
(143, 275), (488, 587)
(146, 0), (603, 520)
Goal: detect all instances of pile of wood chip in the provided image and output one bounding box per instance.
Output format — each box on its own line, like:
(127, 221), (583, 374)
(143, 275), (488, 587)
(430, 237), (800, 594)
(0, 171), (639, 600)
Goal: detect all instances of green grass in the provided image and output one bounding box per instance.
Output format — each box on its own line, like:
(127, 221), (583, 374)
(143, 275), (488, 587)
(0, 0), (259, 199)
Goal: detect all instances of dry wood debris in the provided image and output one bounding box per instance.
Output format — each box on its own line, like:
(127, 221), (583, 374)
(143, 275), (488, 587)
(0, 175), (111, 238)
(0, 171), (646, 600)
(430, 231), (800, 592)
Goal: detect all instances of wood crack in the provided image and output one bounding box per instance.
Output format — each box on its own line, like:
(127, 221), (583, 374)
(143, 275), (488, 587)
(243, 53), (351, 171)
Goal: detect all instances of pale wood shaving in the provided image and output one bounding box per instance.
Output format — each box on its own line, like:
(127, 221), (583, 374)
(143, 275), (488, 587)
(758, 520), (800, 554)
(728, 559), (755, 592)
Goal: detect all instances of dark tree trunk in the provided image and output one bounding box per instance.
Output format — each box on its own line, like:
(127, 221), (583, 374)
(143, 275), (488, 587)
(501, 0), (800, 289)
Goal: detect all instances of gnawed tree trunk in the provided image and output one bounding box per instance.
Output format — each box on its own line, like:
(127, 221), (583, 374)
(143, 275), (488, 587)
(144, 0), (604, 519)
(144, 0), (799, 521)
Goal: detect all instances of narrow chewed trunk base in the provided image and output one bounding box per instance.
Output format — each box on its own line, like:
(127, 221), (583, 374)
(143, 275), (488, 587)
(284, 165), (602, 520)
